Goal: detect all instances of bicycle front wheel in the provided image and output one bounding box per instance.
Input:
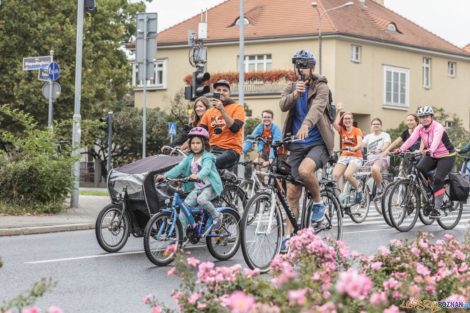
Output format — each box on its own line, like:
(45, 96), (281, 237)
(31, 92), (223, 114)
(207, 209), (241, 261)
(306, 190), (343, 241)
(220, 185), (247, 215)
(437, 185), (463, 230)
(349, 179), (370, 223)
(240, 192), (283, 273)
(95, 204), (130, 253)
(381, 180), (398, 227)
(143, 211), (183, 266)
(388, 181), (419, 232)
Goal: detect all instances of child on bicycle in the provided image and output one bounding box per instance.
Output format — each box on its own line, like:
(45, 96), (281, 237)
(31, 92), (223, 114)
(157, 127), (224, 230)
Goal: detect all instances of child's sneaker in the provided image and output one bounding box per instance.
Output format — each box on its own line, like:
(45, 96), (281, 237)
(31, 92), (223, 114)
(280, 237), (290, 254)
(355, 190), (363, 203)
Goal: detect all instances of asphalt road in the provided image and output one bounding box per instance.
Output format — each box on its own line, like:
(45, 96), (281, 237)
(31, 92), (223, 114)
(1, 209), (469, 313)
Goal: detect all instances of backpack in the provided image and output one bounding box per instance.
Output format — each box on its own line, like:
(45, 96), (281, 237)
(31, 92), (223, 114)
(448, 172), (470, 201)
(292, 82), (336, 123)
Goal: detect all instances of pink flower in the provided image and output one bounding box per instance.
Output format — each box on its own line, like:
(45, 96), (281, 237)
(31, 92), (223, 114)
(151, 306), (162, 313)
(188, 293), (201, 305)
(392, 291), (403, 299)
(383, 305), (400, 313)
(416, 263), (431, 276)
(370, 291), (387, 306)
(411, 246), (420, 256)
(167, 267), (176, 276)
(383, 278), (401, 291)
(197, 303), (207, 309)
(228, 291), (255, 313)
(444, 234), (454, 241)
(47, 308), (63, 313)
(390, 239), (402, 247)
(243, 268), (260, 278)
(442, 294), (467, 304)
(187, 257), (200, 267)
(164, 244), (177, 256)
(408, 284), (421, 296)
(335, 269), (372, 300)
(288, 289), (307, 306)
(378, 246), (390, 256)
(371, 261), (382, 270)
(22, 308), (40, 313)
(142, 294), (153, 304)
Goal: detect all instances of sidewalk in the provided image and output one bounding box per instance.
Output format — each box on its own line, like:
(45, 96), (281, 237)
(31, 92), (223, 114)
(0, 195), (110, 236)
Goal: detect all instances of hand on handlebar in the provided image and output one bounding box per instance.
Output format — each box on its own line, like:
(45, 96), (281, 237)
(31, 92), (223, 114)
(156, 174), (165, 181)
(189, 174), (199, 181)
(296, 125), (309, 141)
(392, 148), (401, 154)
(421, 149), (431, 157)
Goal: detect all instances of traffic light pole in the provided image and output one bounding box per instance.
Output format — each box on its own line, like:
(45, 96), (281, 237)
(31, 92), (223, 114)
(142, 14), (148, 159)
(71, 0), (84, 208)
(237, 0), (245, 178)
(107, 112), (113, 172)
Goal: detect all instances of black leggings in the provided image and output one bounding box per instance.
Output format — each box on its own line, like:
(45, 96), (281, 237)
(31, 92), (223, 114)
(417, 155), (455, 194)
(211, 146), (240, 170)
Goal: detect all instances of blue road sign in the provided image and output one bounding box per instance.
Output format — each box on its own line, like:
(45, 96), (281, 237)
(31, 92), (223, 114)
(23, 56), (52, 70)
(38, 68), (50, 81)
(48, 62), (60, 81)
(168, 123), (177, 136)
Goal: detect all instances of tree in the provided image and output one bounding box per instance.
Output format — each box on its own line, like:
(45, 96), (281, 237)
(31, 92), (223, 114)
(432, 107), (469, 148)
(0, 0), (148, 131)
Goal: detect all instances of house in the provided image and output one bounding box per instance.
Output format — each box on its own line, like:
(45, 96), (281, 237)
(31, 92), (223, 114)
(130, 0), (470, 135)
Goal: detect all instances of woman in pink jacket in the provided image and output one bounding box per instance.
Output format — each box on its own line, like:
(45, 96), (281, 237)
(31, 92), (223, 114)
(395, 106), (456, 218)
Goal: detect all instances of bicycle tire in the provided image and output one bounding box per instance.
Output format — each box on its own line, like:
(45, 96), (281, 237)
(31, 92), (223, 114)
(388, 180), (419, 232)
(381, 180), (398, 227)
(418, 194), (434, 225)
(240, 179), (260, 201)
(373, 176), (392, 215)
(206, 209), (241, 261)
(240, 192), (283, 273)
(143, 211), (183, 266)
(306, 190), (343, 240)
(349, 179), (370, 223)
(437, 184), (463, 230)
(220, 184), (247, 215)
(95, 204), (130, 253)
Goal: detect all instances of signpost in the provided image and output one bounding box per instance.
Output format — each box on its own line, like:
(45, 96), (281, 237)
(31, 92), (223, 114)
(23, 56), (52, 70)
(168, 122), (177, 144)
(38, 68), (50, 81)
(42, 82), (61, 100)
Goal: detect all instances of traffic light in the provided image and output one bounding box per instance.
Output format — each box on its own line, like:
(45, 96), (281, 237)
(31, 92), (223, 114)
(84, 0), (97, 15)
(99, 115), (109, 132)
(193, 70), (210, 99)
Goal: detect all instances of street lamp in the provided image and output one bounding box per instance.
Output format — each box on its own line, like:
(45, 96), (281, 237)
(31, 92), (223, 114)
(312, 1), (353, 75)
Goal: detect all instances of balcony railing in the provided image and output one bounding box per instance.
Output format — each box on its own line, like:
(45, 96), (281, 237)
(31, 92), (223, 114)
(229, 80), (288, 95)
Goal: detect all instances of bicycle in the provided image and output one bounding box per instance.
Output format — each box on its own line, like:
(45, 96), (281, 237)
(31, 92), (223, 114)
(240, 135), (342, 273)
(143, 177), (241, 266)
(388, 151), (463, 232)
(238, 160), (266, 200)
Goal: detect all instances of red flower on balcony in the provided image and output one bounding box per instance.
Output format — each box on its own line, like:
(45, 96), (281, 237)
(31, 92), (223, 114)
(183, 69), (296, 85)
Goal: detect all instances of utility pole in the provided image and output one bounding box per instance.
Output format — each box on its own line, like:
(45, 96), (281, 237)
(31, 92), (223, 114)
(71, 0), (84, 208)
(237, 0), (245, 178)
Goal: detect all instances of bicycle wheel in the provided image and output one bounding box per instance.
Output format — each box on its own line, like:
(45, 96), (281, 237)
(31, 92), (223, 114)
(381, 180), (398, 227)
(207, 209), (241, 261)
(240, 179), (260, 201)
(240, 192), (283, 273)
(95, 204), (130, 253)
(305, 190), (343, 240)
(437, 184), (463, 230)
(220, 185), (247, 215)
(349, 179), (370, 223)
(373, 176), (392, 215)
(143, 211), (183, 266)
(388, 181), (419, 232)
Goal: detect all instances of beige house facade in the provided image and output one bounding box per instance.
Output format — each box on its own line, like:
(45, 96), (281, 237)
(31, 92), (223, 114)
(131, 0), (470, 139)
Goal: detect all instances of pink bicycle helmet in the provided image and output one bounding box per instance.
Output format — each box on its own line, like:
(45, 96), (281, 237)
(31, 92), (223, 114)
(188, 127), (209, 140)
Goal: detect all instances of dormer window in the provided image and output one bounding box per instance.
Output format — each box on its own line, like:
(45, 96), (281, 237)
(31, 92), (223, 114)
(234, 17), (250, 27)
(387, 23), (397, 32)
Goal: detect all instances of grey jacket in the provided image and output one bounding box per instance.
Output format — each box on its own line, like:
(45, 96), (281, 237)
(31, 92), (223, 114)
(279, 73), (334, 155)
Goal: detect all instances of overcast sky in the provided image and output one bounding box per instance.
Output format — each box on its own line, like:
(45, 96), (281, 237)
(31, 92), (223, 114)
(145, 0), (470, 48)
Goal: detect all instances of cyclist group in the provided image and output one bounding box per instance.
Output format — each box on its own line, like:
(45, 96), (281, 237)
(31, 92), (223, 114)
(160, 48), (467, 253)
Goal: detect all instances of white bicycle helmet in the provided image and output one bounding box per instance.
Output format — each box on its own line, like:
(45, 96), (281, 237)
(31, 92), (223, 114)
(417, 106), (434, 117)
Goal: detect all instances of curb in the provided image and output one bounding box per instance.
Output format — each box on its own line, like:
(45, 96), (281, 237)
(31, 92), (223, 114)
(0, 223), (95, 237)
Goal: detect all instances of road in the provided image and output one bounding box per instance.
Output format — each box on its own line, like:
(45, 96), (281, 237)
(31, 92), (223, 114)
(1, 209), (469, 313)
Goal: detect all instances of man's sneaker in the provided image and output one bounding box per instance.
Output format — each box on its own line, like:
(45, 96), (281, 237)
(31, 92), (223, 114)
(355, 190), (363, 203)
(280, 237), (290, 253)
(311, 203), (325, 222)
(430, 208), (441, 219)
(211, 212), (223, 230)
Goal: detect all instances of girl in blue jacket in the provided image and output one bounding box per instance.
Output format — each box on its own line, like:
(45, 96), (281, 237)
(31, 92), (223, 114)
(157, 127), (223, 230)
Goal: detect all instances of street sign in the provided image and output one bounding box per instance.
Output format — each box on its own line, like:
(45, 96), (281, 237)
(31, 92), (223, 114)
(38, 68), (50, 81)
(168, 123), (177, 136)
(23, 56), (52, 70)
(48, 62), (60, 80)
(42, 82), (61, 100)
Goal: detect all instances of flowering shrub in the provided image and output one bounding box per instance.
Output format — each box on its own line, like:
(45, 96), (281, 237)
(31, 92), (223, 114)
(144, 230), (470, 313)
(183, 69), (296, 86)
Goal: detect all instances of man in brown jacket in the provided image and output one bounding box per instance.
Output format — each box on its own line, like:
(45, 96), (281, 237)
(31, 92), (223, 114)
(279, 50), (334, 252)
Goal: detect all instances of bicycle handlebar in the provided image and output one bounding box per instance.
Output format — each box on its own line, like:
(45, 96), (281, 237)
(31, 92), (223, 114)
(237, 160), (265, 167)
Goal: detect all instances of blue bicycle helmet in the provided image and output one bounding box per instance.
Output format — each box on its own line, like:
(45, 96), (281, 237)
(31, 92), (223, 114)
(292, 49), (316, 68)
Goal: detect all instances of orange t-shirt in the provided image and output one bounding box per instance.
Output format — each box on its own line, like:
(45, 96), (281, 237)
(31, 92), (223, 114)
(339, 127), (363, 158)
(200, 102), (245, 154)
(261, 127), (284, 155)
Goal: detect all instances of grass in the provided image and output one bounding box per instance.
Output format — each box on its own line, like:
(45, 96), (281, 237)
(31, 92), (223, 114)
(79, 190), (109, 196)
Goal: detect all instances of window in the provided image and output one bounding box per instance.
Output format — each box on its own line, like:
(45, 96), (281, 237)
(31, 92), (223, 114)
(244, 54), (272, 72)
(448, 62), (456, 78)
(445, 121), (455, 128)
(387, 23), (397, 32)
(132, 59), (167, 88)
(422, 57), (431, 89)
(383, 65), (409, 109)
(351, 45), (361, 63)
